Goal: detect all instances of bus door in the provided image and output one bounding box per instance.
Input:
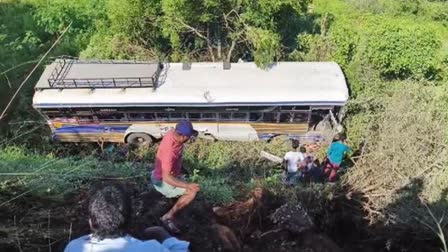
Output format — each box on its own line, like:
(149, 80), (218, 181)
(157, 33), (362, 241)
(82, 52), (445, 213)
(309, 106), (333, 131)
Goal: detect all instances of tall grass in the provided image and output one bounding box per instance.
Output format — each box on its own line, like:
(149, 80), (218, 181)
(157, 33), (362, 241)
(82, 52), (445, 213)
(0, 146), (146, 199)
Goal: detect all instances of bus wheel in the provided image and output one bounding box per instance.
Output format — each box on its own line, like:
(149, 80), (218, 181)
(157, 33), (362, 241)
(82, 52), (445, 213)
(126, 133), (153, 147)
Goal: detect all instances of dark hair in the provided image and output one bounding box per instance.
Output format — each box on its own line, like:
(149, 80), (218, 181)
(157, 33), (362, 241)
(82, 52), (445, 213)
(88, 185), (131, 240)
(333, 133), (347, 143)
(291, 139), (300, 149)
(299, 146), (306, 153)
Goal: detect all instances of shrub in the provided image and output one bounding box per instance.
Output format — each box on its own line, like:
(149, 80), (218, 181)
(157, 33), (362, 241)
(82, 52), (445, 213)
(329, 22), (359, 68)
(190, 169), (235, 205)
(80, 30), (156, 60)
(247, 27), (281, 68)
(0, 146), (145, 198)
(361, 20), (441, 79)
(290, 33), (333, 62)
(344, 82), (448, 231)
(345, 0), (385, 14)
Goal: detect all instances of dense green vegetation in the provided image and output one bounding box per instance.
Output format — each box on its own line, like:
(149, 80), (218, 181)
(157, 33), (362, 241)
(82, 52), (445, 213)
(1, 0), (448, 250)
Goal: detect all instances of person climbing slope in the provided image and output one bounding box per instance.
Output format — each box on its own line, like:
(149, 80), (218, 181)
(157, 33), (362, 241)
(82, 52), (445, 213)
(151, 121), (200, 234)
(324, 133), (351, 182)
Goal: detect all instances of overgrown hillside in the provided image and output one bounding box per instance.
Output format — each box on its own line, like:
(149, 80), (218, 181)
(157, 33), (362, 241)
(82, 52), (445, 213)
(1, 0), (448, 251)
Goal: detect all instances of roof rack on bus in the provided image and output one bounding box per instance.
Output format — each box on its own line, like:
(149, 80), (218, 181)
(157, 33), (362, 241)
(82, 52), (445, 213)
(41, 57), (163, 90)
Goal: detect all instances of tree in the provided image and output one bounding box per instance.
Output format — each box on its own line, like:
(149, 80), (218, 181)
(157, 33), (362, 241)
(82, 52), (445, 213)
(160, 0), (310, 67)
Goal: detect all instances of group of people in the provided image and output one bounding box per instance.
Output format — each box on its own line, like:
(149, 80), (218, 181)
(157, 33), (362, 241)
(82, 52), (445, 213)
(64, 121), (351, 251)
(65, 121), (199, 251)
(283, 133), (351, 185)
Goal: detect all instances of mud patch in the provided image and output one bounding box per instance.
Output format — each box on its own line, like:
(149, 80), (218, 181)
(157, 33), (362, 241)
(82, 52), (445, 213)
(0, 181), (443, 252)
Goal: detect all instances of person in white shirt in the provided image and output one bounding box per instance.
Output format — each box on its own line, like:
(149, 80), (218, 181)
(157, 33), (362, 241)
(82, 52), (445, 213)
(282, 140), (305, 185)
(64, 185), (189, 252)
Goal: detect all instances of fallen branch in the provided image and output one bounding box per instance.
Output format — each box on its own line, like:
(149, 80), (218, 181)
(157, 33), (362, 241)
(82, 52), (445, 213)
(260, 151), (283, 164)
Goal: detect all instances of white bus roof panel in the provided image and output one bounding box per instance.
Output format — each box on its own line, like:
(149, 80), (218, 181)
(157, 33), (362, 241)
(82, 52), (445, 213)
(33, 61), (349, 108)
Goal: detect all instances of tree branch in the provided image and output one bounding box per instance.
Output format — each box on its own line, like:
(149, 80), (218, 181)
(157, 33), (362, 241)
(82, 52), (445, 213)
(177, 19), (215, 62)
(178, 19), (208, 40)
(222, 10), (246, 62)
(227, 40), (236, 62)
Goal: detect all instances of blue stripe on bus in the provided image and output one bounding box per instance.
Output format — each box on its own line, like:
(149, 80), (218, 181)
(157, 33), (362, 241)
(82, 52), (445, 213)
(55, 125), (129, 134)
(34, 101), (346, 108)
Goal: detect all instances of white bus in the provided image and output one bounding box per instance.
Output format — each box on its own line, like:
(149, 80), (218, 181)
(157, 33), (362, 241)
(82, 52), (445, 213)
(32, 58), (349, 147)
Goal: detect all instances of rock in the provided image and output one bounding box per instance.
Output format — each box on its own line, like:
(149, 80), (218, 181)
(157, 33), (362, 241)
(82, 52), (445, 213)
(302, 232), (342, 252)
(211, 223), (241, 252)
(270, 203), (314, 234)
(212, 188), (264, 228)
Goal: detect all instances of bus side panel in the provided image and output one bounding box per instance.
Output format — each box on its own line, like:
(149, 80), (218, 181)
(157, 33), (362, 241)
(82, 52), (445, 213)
(52, 124), (129, 143)
(251, 123), (309, 140)
(125, 122), (219, 140)
(125, 123), (167, 140)
(192, 122), (219, 140)
(217, 123), (259, 141)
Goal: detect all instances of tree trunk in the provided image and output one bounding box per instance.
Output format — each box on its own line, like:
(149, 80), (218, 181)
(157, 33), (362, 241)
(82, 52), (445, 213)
(207, 27), (216, 62)
(227, 40), (236, 63)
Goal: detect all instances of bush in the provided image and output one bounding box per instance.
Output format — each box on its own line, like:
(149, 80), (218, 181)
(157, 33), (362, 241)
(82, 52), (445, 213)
(0, 146), (145, 198)
(80, 30), (156, 60)
(190, 169), (235, 205)
(361, 20), (441, 79)
(344, 82), (448, 230)
(290, 33), (333, 62)
(345, 0), (385, 14)
(315, 1), (448, 83)
(329, 22), (359, 68)
(327, 16), (443, 80)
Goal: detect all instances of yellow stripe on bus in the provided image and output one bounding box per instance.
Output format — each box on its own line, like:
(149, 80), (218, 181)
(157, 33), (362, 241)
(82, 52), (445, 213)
(51, 121), (309, 127)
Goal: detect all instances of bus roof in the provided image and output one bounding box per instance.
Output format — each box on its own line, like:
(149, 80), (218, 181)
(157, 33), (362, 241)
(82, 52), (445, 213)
(33, 61), (349, 108)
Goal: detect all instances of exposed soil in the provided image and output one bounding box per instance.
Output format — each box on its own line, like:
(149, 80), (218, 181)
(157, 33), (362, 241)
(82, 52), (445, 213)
(0, 180), (442, 252)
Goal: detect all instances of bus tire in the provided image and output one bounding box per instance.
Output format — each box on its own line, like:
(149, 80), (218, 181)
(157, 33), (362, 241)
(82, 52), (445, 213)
(126, 133), (153, 147)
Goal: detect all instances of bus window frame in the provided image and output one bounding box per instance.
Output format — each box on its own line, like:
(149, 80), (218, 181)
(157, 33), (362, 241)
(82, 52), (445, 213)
(169, 112), (187, 120)
(218, 112), (232, 121)
(231, 112), (249, 121)
(51, 105), (316, 124)
(128, 112), (156, 121)
(249, 112), (263, 122)
(187, 112), (201, 120)
(200, 112), (218, 121)
(156, 112), (170, 121)
(95, 112), (128, 122)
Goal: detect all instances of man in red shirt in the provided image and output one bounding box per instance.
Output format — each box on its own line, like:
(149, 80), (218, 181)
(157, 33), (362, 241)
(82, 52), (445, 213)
(151, 121), (200, 233)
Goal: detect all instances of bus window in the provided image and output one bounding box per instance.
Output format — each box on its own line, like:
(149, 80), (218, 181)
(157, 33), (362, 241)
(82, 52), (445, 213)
(219, 113), (231, 121)
(293, 111), (309, 123)
(46, 113), (63, 119)
(280, 106), (310, 111)
(188, 113), (201, 120)
(279, 112), (294, 123)
(249, 112), (262, 122)
(77, 116), (94, 123)
(280, 106), (294, 111)
(263, 112), (278, 122)
(156, 112), (169, 121)
(97, 113), (127, 122)
(232, 112), (248, 121)
(129, 113), (155, 121)
(170, 112), (186, 120)
(201, 113), (217, 121)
